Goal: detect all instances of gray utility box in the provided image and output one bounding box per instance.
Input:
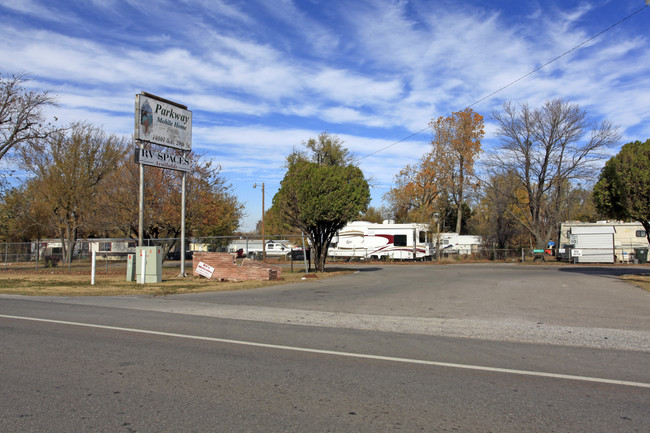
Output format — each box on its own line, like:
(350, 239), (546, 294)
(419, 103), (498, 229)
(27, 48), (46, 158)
(126, 253), (137, 282)
(134, 246), (163, 283)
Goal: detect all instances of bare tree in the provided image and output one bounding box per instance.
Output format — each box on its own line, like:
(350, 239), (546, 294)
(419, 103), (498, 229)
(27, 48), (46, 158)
(0, 73), (57, 160)
(485, 98), (619, 248)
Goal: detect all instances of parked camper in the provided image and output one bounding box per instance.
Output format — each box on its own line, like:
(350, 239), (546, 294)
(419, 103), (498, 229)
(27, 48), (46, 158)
(436, 233), (482, 255)
(559, 221), (649, 263)
(565, 225), (616, 263)
(328, 221), (432, 260)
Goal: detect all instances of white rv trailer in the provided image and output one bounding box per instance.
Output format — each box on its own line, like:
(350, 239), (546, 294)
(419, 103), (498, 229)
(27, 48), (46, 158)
(437, 233), (483, 255)
(328, 221), (432, 260)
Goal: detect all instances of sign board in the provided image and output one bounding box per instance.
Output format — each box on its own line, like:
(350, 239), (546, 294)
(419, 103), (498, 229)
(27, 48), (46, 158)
(134, 147), (192, 172)
(571, 249), (583, 257)
(135, 93), (192, 151)
(196, 261), (215, 279)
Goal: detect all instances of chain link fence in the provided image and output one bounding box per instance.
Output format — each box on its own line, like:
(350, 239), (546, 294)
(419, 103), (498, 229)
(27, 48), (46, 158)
(0, 236), (302, 273)
(0, 237), (644, 273)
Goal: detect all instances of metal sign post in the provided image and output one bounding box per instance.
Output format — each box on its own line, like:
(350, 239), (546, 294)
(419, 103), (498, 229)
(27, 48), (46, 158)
(179, 168), (187, 277)
(138, 153), (144, 247)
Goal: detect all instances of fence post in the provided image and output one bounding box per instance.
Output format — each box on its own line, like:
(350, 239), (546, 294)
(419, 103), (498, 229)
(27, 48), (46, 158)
(521, 248), (525, 262)
(301, 231), (309, 274)
(91, 251), (96, 285)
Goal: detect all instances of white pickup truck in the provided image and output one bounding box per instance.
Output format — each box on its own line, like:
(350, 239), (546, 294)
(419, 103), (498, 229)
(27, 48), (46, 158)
(228, 240), (291, 258)
(264, 242), (291, 257)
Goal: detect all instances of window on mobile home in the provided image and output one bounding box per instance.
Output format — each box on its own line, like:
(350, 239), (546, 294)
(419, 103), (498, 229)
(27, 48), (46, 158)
(636, 230), (647, 238)
(419, 231), (426, 243)
(394, 235), (407, 246)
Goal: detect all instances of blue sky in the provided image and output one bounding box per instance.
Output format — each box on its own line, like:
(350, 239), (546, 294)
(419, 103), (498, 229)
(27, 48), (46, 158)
(1, 0), (649, 232)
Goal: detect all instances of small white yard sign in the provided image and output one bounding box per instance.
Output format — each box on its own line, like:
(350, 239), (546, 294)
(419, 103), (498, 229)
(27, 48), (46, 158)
(196, 261), (215, 279)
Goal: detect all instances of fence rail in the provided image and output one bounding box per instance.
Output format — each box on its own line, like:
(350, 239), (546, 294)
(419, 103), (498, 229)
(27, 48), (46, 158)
(0, 236), (297, 272)
(0, 237), (646, 273)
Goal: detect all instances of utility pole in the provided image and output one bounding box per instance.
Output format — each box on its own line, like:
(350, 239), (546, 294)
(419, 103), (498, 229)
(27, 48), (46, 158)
(254, 182), (265, 261)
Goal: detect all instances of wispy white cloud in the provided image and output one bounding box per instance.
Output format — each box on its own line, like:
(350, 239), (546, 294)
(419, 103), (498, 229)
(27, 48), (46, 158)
(0, 0), (73, 22)
(1, 0), (648, 230)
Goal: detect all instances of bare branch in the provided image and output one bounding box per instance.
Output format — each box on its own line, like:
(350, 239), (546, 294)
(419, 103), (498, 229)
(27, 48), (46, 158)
(0, 73), (58, 160)
(484, 98), (620, 247)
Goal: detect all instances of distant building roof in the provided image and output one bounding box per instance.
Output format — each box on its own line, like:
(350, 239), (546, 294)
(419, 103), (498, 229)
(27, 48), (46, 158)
(571, 226), (615, 235)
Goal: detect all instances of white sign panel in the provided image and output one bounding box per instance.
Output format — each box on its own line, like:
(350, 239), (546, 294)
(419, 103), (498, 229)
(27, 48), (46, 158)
(196, 261), (215, 279)
(135, 93), (192, 151)
(135, 148), (192, 172)
(571, 249), (583, 257)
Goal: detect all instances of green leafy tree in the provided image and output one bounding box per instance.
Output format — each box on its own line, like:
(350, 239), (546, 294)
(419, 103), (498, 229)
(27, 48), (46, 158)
(273, 133), (370, 271)
(287, 132), (353, 167)
(255, 207), (301, 238)
(593, 139), (650, 244)
(359, 206), (387, 223)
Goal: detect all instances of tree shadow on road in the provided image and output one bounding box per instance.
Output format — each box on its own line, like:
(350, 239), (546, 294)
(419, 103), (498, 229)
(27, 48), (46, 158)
(558, 266), (650, 279)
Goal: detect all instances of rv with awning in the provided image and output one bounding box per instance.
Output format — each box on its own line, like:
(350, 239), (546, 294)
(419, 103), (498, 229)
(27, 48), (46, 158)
(328, 221), (432, 260)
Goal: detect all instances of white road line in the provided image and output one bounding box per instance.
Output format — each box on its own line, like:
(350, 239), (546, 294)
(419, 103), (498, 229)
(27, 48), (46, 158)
(2, 313), (649, 389)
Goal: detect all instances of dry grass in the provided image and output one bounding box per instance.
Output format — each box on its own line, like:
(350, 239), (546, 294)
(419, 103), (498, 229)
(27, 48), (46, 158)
(620, 274), (650, 292)
(0, 268), (353, 297)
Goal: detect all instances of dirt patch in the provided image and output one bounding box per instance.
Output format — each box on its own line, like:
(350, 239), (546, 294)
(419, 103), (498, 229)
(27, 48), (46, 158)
(0, 268), (353, 296)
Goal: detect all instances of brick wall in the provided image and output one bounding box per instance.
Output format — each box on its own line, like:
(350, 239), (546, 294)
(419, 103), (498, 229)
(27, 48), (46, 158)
(192, 252), (281, 281)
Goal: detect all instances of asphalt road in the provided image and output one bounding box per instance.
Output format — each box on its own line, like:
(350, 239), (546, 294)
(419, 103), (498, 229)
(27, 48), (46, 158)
(1, 264), (649, 432)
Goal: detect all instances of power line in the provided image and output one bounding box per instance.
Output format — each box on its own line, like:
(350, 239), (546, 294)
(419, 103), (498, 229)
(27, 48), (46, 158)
(359, 4), (648, 161)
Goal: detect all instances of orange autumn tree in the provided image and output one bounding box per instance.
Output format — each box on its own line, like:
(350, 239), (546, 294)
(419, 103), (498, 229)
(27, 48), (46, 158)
(101, 150), (243, 252)
(429, 108), (484, 234)
(385, 147), (445, 226)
